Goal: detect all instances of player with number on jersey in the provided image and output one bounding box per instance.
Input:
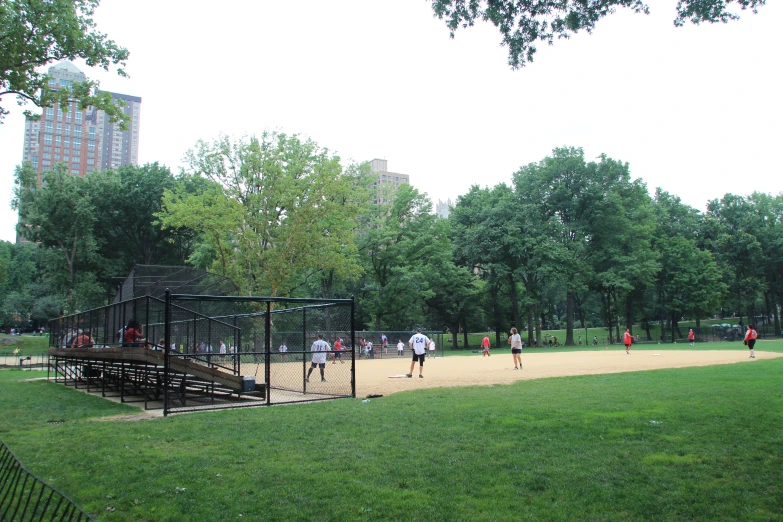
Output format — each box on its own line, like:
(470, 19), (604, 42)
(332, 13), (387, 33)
(406, 327), (430, 378)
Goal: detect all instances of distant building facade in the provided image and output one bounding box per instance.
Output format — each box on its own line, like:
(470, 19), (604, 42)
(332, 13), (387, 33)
(435, 199), (453, 219)
(21, 62), (141, 182)
(370, 159), (409, 204)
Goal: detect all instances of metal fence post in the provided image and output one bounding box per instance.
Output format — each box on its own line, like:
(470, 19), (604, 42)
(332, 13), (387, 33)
(265, 301), (271, 406)
(351, 296), (356, 398)
(163, 289), (171, 417)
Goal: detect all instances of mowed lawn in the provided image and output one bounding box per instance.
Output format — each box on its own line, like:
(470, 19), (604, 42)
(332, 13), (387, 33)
(1, 349), (782, 521)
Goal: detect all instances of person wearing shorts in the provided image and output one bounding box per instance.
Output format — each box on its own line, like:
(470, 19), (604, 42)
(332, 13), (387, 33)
(744, 324), (758, 358)
(623, 329), (632, 354)
(407, 328), (430, 378)
(279, 342), (288, 359)
(381, 334), (388, 354)
(428, 339), (436, 360)
(509, 327), (522, 369)
(306, 334), (331, 382)
(333, 338), (344, 364)
(688, 329), (695, 346)
(396, 340), (404, 357)
(482, 335), (491, 356)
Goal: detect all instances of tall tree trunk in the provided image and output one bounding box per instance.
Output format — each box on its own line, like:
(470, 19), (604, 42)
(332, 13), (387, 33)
(461, 317), (469, 348)
(491, 280), (502, 347)
(771, 284), (781, 336)
(612, 291), (621, 342)
(527, 306), (534, 347)
(451, 322), (459, 351)
(509, 276), (521, 331)
(565, 290), (575, 345)
(625, 294), (634, 334)
(532, 303), (542, 347)
(374, 314), (382, 331)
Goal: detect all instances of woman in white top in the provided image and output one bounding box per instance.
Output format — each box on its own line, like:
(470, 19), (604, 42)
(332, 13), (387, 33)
(508, 327), (523, 370)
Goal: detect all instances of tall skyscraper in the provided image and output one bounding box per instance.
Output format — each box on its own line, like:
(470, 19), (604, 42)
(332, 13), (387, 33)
(21, 61), (141, 182)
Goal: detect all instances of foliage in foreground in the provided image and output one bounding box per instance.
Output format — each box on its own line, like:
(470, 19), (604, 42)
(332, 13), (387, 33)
(1, 358), (781, 521)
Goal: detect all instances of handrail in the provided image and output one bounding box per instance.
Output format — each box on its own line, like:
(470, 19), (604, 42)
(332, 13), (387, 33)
(0, 441), (94, 521)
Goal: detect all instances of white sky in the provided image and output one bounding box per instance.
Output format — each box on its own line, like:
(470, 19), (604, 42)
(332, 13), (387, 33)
(1, 0), (781, 242)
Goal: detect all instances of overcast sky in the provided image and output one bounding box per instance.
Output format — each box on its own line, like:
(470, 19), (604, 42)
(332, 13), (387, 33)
(1, 0), (781, 242)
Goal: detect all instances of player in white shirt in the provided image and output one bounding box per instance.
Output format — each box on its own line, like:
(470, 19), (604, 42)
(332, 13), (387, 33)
(428, 339), (436, 360)
(306, 334), (331, 383)
(407, 327), (431, 378)
(396, 340), (405, 358)
(508, 327), (523, 369)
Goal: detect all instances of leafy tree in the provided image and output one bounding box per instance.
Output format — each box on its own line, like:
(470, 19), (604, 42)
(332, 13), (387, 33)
(13, 163), (103, 310)
(705, 194), (765, 325)
(431, 0), (766, 68)
(89, 163), (195, 275)
(657, 236), (726, 339)
(159, 133), (365, 297)
(357, 184), (448, 330)
(0, 0), (130, 127)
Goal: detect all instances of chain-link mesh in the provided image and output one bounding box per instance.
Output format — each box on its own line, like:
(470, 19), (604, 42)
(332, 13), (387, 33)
(49, 295), (355, 415)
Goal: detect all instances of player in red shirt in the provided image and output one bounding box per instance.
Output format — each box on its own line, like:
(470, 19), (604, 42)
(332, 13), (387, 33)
(333, 338), (344, 364)
(688, 328), (695, 346)
(623, 329), (632, 354)
(744, 324), (758, 359)
(481, 335), (491, 356)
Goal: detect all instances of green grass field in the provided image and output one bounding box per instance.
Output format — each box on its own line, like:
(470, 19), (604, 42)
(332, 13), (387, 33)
(1, 344), (782, 521)
(0, 334), (50, 355)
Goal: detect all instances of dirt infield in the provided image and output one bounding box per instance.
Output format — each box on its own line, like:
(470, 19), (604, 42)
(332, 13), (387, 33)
(355, 349), (783, 398)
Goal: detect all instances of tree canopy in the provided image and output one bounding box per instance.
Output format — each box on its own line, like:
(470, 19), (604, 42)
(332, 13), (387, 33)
(0, 0), (130, 127)
(431, 0), (766, 68)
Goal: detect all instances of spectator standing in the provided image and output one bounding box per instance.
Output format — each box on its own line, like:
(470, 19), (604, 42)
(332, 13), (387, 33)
(396, 340), (405, 358)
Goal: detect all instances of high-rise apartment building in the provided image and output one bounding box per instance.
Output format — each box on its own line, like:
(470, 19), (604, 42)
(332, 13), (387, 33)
(370, 159), (410, 204)
(21, 62), (141, 181)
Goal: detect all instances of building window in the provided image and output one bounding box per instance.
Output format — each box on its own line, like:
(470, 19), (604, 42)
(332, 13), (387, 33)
(56, 123), (62, 134)
(73, 138), (81, 148)
(63, 137), (70, 147)
(86, 166), (93, 172)
(88, 140), (95, 151)
(88, 127), (95, 139)
(75, 113), (82, 124)
(87, 158), (94, 165)
(55, 136), (61, 146)
(42, 160), (51, 166)
(42, 153), (51, 159)
(32, 159), (39, 168)
(71, 169), (79, 174)
(45, 121), (53, 132)
(74, 125), (82, 135)
(43, 146), (51, 152)
(72, 163), (80, 169)
(45, 108), (54, 118)
(65, 124), (70, 134)
(44, 134), (52, 145)
(54, 154), (60, 160)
